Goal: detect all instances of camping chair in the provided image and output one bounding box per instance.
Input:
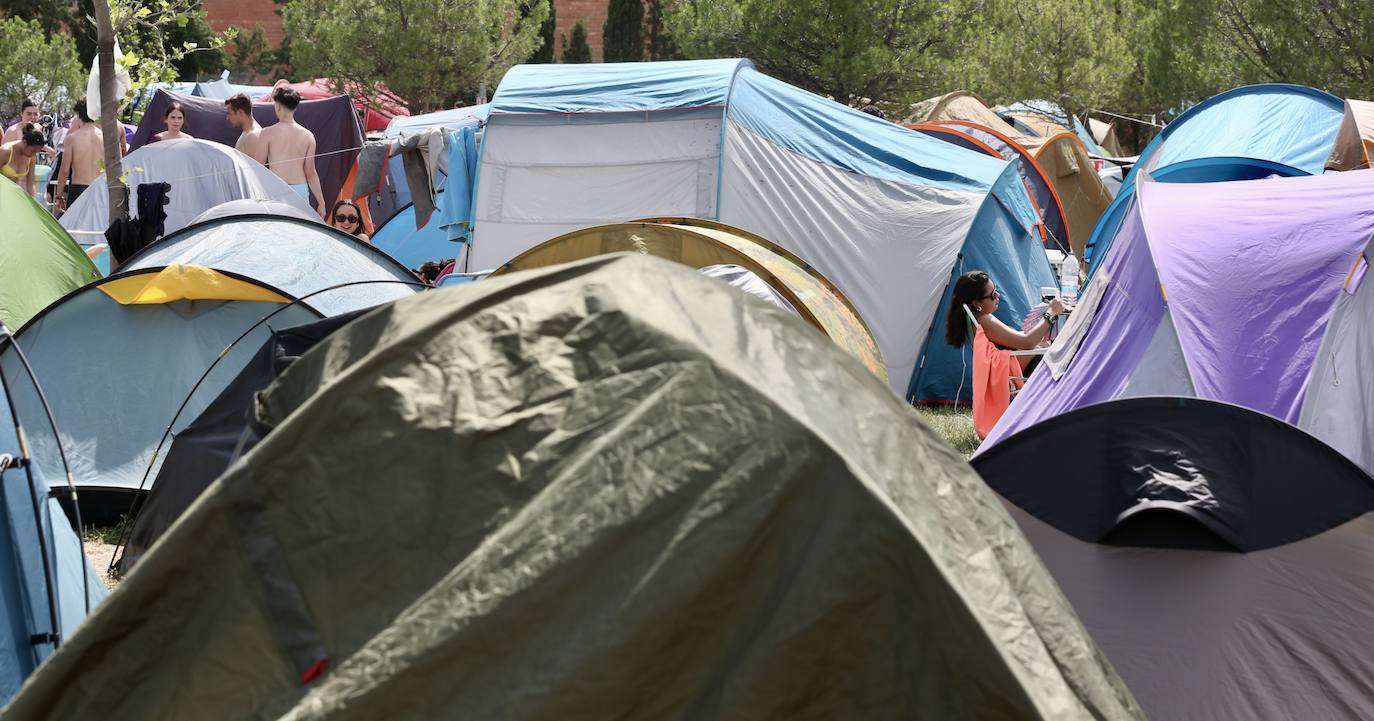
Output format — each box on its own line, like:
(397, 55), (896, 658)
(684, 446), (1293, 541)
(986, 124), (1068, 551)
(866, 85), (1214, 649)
(964, 306), (1036, 440)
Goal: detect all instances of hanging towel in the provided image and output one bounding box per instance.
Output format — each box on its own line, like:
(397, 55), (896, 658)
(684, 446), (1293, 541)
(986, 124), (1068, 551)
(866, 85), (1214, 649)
(972, 325), (1019, 441)
(353, 141), (393, 199)
(439, 126), (479, 243)
(395, 129), (448, 228)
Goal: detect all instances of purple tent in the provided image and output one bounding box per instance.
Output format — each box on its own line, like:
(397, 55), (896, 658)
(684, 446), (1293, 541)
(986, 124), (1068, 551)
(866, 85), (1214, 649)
(971, 169), (1374, 719)
(980, 168), (1374, 474)
(130, 90), (362, 212)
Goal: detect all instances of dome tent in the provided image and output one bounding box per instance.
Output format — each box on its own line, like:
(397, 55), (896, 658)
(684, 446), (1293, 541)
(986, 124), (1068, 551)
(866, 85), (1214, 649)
(0, 177), (99, 329)
(978, 169), (1374, 477)
(3, 254), (1142, 721)
(58, 139), (313, 244)
(1083, 84), (1344, 269)
(1, 266), (323, 520)
(470, 60), (1054, 403)
(490, 218), (885, 381)
(117, 214), (423, 316)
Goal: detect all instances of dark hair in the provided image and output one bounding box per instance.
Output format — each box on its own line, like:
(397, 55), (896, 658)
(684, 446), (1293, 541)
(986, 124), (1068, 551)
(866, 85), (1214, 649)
(860, 104), (886, 119)
(945, 271), (993, 348)
(73, 98), (92, 123)
(272, 87), (302, 110)
(20, 123), (44, 147)
(330, 199), (371, 237)
(224, 93), (253, 115)
(163, 100), (187, 121)
(21, 97), (36, 111)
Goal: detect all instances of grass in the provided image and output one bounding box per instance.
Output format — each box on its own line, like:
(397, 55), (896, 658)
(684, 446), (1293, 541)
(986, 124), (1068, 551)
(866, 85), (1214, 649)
(914, 405), (980, 459)
(83, 515), (131, 547)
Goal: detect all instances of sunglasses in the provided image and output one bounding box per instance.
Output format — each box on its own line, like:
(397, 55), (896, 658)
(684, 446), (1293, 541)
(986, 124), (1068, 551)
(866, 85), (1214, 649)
(981, 289), (1000, 300)
(335, 214), (360, 223)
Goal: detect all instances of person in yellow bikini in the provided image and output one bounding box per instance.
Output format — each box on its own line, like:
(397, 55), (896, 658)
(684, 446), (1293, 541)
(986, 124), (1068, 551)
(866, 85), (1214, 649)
(0, 124), (45, 196)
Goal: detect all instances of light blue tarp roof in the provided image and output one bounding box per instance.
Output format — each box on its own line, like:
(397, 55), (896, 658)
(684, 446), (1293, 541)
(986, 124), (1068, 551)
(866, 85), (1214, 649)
(0, 350), (106, 702)
(492, 59), (750, 115)
(118, 216), (423, 316)
(192, 80), (274, 100)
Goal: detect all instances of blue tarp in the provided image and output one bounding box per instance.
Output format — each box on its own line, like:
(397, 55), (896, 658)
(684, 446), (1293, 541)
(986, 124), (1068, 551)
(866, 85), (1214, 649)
(385, 105), (489, 138)
(192, 80), (274, 100)
(373, 192), (463, 270)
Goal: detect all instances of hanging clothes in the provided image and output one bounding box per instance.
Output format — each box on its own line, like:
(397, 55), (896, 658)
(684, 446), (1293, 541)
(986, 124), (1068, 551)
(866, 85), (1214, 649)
(439, 126), (479, 244)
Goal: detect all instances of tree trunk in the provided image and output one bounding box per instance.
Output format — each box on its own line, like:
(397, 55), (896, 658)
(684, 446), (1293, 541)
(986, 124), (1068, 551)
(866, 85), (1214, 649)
(93, 0), (128, 227)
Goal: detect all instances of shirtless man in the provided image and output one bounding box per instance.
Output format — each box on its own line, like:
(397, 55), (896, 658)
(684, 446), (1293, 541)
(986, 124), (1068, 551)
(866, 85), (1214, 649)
(53, 99), (109, 212)
(3, 98), (40, 144)
(224, 93), (266, 164)
(260, 87), (325, 217)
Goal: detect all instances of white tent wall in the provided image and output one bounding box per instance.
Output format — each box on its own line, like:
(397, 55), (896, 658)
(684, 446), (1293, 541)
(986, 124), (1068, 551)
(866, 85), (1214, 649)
(718, 120), (982, 393)
(1299, 256), (1374, 476)
(470, 112), (723, 270)
(1119, 313), (1195, 398)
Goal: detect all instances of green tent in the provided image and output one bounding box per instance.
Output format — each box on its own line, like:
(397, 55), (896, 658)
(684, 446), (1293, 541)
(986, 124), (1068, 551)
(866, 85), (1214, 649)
(5, 255), (1143, 721)
(0, 180), (99, 329)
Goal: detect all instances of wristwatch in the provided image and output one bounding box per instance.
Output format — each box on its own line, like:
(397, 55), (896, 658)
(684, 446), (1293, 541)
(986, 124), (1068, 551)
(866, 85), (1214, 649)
(1041, 310), (1053, 324)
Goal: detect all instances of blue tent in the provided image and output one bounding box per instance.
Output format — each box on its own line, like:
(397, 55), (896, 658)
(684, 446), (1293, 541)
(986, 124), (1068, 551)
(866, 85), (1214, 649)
(191, 79), (273, 100)
(1084, 84), (1344, 269)
(372, 191), (469, 270)
(3, 268), (325, 514)
(119, 215), (423, 316)
(470, 59), (1054, 402)
(0, 332), (107, 701)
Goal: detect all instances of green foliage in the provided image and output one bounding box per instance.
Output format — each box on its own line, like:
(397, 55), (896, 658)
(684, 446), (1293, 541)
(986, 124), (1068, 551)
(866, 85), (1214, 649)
(225, 25), (283, 81)
(667, 0), (980, 103)
(1213, 0), (1374, 99)
(562, 21), (593, 64)
(0, 16), (85, 120)
(645, 0), (678, 61)
(529, 0), (557, 63)
(283, 0), (547, 112)
(603, 0), (645, 62)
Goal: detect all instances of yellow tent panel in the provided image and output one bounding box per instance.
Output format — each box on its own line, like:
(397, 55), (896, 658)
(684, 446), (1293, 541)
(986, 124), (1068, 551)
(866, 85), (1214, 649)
(1034, 133), (1115, 258)
(493, 220), (887, 384)
(98, 265), (294, 305)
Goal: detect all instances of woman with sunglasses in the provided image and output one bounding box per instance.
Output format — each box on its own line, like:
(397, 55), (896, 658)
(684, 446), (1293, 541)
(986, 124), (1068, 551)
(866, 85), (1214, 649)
(329, 199), (371, 242)
(945, 270), (1064, 369)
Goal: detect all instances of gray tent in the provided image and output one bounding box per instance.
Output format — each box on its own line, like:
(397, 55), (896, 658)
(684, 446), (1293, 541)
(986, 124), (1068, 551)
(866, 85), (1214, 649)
(4, 255), (1143, 721)
(974, 397), (1374, 720)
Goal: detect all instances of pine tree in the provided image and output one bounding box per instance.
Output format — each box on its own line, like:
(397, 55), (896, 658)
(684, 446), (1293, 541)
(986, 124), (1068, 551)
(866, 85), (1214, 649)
(645, 0), (678, 60)
(602, 0), (644, 62)
(528, 0), (556, 63)
(562, 21), (593, 64)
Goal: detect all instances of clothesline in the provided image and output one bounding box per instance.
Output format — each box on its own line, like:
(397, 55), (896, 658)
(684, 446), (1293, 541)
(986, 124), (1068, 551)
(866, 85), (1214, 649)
(1089, 108), (1165, 128)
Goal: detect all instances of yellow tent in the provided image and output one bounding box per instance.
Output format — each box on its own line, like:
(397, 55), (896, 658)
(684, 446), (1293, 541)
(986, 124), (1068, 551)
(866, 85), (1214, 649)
(491, 219), (886, 383)
(910, 92), (1113, 258)
(1326, 99), (1374, 171)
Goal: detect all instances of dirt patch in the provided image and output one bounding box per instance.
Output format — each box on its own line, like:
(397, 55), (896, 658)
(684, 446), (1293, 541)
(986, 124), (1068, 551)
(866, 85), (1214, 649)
(82, 539), (120, 591)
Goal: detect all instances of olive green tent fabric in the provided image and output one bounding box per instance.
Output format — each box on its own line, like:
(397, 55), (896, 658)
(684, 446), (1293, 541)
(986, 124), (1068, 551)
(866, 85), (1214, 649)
(5, 254), (1143, 721)
(0, 179), (99, 329)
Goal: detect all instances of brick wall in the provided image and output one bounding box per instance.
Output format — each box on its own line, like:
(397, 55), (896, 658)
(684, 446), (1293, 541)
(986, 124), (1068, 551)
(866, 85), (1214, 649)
(202, 0), (286, 47)
(203, 0), (610, 67)
(554, 0), (608, 62)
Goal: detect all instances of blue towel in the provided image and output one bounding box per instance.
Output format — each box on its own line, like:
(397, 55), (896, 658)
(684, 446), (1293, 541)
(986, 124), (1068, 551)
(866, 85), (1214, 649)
(439, 126), (479, 243)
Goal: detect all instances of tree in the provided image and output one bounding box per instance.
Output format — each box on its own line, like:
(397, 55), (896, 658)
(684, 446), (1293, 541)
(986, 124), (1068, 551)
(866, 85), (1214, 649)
(667, 0), (981, 103)
(0, 17), (85, 121)
(645, 0), (678, 61)
(603, 0), (645, 62)
(562, 21), (593, 64)
(282, 0), (547, 112)
(1212, 0), (1374, 99)
(528, 0), (556, 63)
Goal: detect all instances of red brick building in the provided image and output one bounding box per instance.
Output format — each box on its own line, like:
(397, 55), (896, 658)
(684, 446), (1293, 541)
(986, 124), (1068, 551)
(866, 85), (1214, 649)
(203, 0), (610, 65)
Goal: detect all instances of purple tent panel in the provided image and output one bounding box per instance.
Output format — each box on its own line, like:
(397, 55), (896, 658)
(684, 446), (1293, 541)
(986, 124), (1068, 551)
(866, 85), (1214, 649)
(130, 90), (362, 211)
(979, 168), (1374, 454)
(1143, 173), (1374, 423)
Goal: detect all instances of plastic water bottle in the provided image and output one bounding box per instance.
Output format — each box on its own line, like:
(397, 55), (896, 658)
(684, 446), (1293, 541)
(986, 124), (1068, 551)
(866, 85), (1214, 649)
(1059, 254), (1080, 303)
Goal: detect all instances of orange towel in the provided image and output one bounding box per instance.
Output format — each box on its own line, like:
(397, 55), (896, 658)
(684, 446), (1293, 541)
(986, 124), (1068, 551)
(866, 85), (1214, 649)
(972, 326), (1017, 440)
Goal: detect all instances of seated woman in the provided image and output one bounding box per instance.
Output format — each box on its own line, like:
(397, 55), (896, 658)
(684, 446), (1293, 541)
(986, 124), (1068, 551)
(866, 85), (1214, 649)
(329, 199), (371, 242)
(153, 102), (193, 141)
(0, 124), (46, 196)
(946, 270), (1065, 371)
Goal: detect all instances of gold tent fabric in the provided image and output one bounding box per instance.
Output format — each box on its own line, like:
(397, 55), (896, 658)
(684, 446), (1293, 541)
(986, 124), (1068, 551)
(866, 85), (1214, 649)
(97, 264), (294, 305)
(1326, 99), (1374, 171)
(492, 218), (887, 384)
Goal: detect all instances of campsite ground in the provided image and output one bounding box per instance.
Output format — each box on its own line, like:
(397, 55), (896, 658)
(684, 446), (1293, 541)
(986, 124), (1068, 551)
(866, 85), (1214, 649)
(80, 407), (978, 590)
